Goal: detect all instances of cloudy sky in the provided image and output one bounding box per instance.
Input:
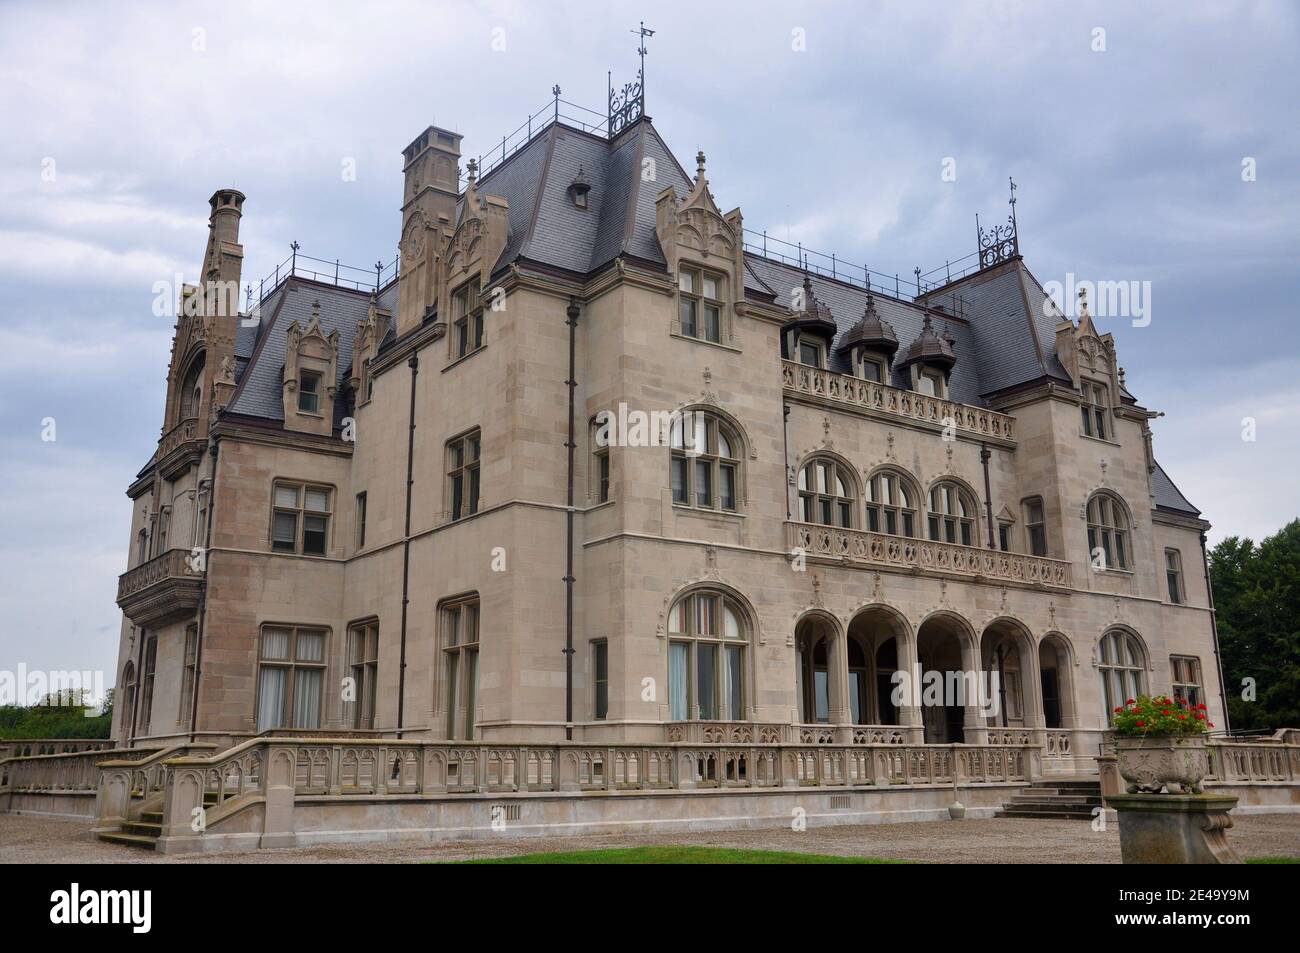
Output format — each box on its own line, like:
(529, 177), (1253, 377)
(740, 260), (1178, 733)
(1, 0), (1296, 687)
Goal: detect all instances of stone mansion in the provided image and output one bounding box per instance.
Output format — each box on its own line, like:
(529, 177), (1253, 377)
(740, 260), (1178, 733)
(104, 95), (1232, 827)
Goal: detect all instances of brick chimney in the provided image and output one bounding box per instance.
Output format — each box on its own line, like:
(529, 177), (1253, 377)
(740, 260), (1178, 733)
(396, 125), (461, 336)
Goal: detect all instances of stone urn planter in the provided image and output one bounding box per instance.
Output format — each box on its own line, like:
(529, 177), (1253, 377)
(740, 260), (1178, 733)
(1115, 734), (1208, 794)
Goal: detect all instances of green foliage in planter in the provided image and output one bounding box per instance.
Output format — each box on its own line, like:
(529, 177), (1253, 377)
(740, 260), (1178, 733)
(1112, 693), (1212, 737)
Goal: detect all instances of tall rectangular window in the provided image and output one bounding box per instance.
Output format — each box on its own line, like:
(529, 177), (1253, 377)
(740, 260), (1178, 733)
(593, 640), (608, 720)
(678, 266), (723, 343)
(271, 482), (332, 556)
(998, 522), (1013, 552)
(451, 277), (483, 359)
(139, 635), (157, 735)
(595, 448), (610, 503)
(298, 371), (322, 413)
(355, 491), (367, 550)
(1165, 548), (1184, 604)
(1024, 498), (1047, 557)
(446, 430), (481, 520)
(441, 597), (480, 739)
(256, 625), (326, 732)
(1080, 380), (1108, 439)
(178, 624), (198, 727)
(348, 621), (379, 729)
(1171, 656), (1203, 708)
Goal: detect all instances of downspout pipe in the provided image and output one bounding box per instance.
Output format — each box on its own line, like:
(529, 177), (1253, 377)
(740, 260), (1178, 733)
(1199, 531), (1231, 733)
(397, 353), (419, 738)
(188, 437), (220, 742)
(980, 442), (996, 549)
(563, 297), (580, 741)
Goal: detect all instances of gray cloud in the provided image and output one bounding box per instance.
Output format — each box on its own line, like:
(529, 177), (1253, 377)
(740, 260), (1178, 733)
(1, 0), (1296, 680)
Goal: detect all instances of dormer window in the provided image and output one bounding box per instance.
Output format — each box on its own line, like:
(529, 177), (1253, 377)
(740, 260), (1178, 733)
(452, 277), (483, 359)
(568, 166), (592, 210)
(298, 371), (321, 413)
(678, 267), (723, 344)
(860, 355), (885, 383)
(1080, 380), (1109, 439)
(917, 367), (946, 398)
(798, 339), (825, 369)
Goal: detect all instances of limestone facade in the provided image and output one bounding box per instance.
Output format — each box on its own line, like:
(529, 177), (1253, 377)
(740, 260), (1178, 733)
(112, 116), (1223, 782)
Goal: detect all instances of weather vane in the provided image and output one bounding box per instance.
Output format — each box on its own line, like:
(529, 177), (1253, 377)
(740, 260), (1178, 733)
(608, 22), (655, 137)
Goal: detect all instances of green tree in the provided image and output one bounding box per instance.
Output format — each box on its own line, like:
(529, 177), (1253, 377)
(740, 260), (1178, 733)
(1211, 519), (1300, 731)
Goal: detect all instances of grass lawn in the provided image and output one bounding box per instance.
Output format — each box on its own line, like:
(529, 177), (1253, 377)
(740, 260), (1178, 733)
(1245, 856), (1300, 864)
(455, 846), (905, 864)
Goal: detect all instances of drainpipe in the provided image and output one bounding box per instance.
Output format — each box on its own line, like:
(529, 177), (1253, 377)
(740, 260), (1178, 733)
(397, 353), (419, 739)
(563, 297), (580, 741)
(980, 442), (996, 549)
(782, 405), (792, 521)
(188, 437), (220, 742)
(1199, 531), (1231, 733)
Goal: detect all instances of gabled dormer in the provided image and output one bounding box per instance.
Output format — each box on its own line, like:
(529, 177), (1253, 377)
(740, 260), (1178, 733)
(655, 151), (745, 347)
(1054, 289), (1121, 441)
(282, 301), (340, 436)
(896, 315), (957, 398)
(349, 292), (392, 405)
(436, 159), (509, 364)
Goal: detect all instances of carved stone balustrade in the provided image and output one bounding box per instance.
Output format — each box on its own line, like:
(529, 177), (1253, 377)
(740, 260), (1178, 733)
(782, 360), (1015, 445)
(157, 416), (205, 478)
(116, 548), (205, 628)
(788, 521), (1073, 588)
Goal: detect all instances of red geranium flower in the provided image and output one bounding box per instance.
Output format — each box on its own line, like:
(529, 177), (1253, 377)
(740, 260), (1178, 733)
(1136, 720), (1146, 727)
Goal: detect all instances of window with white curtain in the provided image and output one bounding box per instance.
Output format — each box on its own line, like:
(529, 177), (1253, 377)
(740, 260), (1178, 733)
(256, 625), (327, 732)
(667, 589), (747, 721)
(865, 469), (917, 537)
(1099, 629), (1146, 723)
(798, 457), (855, 528)
(928, 481), (977, 547)
(139, 635), (157, 734)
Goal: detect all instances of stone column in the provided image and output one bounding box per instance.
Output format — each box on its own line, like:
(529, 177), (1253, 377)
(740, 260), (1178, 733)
(960, 636), (988, 745)
(1108, 794), (1243, 864)
(895, 633), (925, 744)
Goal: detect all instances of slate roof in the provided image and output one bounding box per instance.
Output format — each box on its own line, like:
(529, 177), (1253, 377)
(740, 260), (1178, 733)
(1152, 462), (1201, 517)
(217, 114), (1198, 516)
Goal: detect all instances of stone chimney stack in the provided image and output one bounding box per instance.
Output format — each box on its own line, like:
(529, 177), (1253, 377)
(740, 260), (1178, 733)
(396, 125), (462, 336)
(204, 188), (245, 318)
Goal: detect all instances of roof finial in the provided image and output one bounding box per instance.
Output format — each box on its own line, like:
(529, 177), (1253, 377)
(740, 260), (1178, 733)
(695, 150), (706, 182)
(913, 265), (923, 296)
(466, 157), (478, 185)
(1077, 286), (1089, 320)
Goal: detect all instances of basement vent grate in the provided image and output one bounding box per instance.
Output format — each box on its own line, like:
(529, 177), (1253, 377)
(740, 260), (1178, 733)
(491, 803), (521, 822)
(829, 795), (851, 810)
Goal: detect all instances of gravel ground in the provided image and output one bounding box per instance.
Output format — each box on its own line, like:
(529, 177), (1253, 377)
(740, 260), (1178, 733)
(3, 811), (1299, 863)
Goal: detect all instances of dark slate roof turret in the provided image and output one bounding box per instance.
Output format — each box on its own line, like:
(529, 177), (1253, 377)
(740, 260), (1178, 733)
(783, 273), (839, 341)
(837, 285), (899, 357)
(897, 314), (957, 371)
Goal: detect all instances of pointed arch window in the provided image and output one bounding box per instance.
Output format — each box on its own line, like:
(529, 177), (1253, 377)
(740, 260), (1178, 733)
(180, 353), (205, 419)
(1087, 492), (1131, 570)
(798, 457), (855, 528)
(667, 589), (747, 722)
(928, 481), (977, 546)
(1099, 629), (1146, 722)
(865, 469), (917, 537)
(669, 412), (742, 512)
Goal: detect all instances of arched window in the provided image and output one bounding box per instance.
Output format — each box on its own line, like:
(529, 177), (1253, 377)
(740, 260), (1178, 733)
(928, 481), (977, 547)
(1099, 629), (1146, 722)
(865, 469), (917, 537)
(180, 353), (205, 419)
(1086, 492), (1131, 570)
(119, 661), (136, 740)
(670, 412), (742, 512)
(667, 589), (747, 721)
(798, 456), (855, 528)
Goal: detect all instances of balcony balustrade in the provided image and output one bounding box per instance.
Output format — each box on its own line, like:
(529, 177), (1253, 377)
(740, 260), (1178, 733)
(782, 359), (1015, 444)
(788, 520), (1073, 588)
(116, 548), (204, 628)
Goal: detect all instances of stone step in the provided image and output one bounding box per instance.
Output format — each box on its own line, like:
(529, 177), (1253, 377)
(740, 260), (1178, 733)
(997, 808), (1099, 820)
(123, 821), (162, 836)
(1008, 793), (1100, 805)
(97, 831), (159, 849)
(140, 810), (163, 823)
(1001, 803), (1098, 816)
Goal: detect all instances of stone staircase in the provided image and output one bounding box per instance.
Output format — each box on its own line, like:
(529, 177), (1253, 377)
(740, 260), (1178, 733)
(996, 777), (1104, 820)
(97, 791), (221, 849)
